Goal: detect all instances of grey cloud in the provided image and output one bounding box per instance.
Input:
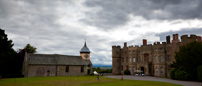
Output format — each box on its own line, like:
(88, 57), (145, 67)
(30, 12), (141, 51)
(82, 0), (202, 29)
(155, 28), (202, 41)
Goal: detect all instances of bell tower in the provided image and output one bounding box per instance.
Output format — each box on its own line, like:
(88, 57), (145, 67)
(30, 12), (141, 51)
(80, 40), (90, 60)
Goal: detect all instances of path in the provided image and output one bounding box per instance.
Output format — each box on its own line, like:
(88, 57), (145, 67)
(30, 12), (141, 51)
(104, 75), (202, 86)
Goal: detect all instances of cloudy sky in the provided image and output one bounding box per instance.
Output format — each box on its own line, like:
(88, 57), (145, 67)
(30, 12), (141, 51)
(1, 0), (202, 66)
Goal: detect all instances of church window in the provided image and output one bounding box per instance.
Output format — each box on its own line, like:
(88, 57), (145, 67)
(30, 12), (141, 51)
(81, 66), (84, 72)
(88, 64), (91, 67)
(161, 68), (164, 74)
(133, 57), (136, 62)
(66, 66), (69, 72)
(160, 56), (163, 62)
(130, 58), (131, 62)
(156, 56), (158, 62)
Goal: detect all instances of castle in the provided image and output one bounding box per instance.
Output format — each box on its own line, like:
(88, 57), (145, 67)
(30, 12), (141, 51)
(23, 41), (92, 77)
(112, 34), (202, 77)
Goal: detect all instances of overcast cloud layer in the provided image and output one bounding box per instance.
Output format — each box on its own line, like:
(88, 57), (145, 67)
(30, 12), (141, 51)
(1, 0), (202, 66)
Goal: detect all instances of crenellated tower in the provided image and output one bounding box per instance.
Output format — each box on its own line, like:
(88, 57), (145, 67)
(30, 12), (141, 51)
(112, 45), (121, 75)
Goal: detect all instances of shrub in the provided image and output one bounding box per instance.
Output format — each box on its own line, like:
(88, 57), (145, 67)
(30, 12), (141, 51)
(197, 65), (202, 81)
(175, 70), (191, 80)
(170, 69), (175, 79)
(124, 70), (130, 75)
(90, 73), (94, 76)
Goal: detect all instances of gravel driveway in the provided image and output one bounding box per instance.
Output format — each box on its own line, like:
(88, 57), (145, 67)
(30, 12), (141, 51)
(104, 75), (202, 86)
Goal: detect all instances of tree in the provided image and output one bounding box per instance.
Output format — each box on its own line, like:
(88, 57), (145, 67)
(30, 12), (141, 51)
(15, 43), (37, 76)
(171, 41), (202, 81)
(18, 43), (37, 54)
(0, 28), (15, 76)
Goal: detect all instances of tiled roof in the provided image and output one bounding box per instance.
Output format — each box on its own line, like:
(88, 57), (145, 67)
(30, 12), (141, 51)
(80, 41), (90, 53)
(27, 53), (92, 65)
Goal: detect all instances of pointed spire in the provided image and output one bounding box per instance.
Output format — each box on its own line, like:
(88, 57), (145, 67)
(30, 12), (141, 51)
(80, 39), (90, 53)
(84, 39), (87, 47)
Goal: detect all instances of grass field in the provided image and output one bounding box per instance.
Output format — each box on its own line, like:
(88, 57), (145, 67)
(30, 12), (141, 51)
(0, 76), (182, 86)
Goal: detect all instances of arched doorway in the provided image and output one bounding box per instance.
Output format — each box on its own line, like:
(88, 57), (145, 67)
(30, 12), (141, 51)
(36, 67), (45, 76)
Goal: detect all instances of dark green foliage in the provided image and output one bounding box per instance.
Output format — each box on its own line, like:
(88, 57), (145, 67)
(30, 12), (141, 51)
(124, 70), (131, 75)
(197, 65), (202, 81)
(90, 73), (94, 76)
(170, 69), (175, 79)
(0, 28), (16, 76)
(174, 70), (191, 80)
(171, 41), (202, 81)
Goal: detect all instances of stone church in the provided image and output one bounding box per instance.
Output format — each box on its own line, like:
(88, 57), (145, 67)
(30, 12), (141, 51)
(23, 41), (92, 77)
(112, 34), (202, 77)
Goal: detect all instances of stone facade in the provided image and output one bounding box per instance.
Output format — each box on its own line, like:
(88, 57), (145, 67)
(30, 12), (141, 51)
(112, 34), (202, 77)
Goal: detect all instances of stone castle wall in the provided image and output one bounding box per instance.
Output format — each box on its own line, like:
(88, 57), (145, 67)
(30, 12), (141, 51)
(112, 34), (201, 77)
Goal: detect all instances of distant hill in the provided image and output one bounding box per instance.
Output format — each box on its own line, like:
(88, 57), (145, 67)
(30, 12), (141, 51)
(93, 64), (112, 67)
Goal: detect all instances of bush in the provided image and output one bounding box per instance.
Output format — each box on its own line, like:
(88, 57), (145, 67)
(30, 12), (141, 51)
(197, 65), (202, 81)
(175, 70), (191, 81)
(170, 69), (175, 79)
(124, 70), (130, 75)
(90, 73), (94, 76)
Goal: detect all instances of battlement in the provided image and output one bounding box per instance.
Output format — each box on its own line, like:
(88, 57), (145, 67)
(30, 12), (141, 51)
(153, 42), (166, 45)
(181, 34), (197, 39)
(112, 45), (121, 48)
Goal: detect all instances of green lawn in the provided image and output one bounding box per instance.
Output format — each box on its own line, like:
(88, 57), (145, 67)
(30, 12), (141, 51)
(0, 76), (182, 86)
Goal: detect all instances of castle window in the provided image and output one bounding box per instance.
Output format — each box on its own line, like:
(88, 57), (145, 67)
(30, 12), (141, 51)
(167, 55), (171, 61)
(161, 68), (164, 74)
(66, 66), (69, 72)
(153, 57), (155, 62)
(130, 58), (131, 62)
(126, 57), (129, 62)
(133, 57), (136, 62)
(156, 68), (158, 73)
(81, 66), (84, 72)
(133, 67), (136, 72)
(156, 56), (158, 62)
(160, 56), (163, 62)
(160, 48), (163, 51)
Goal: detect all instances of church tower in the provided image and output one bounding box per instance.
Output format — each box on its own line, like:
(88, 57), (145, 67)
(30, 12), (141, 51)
(80, 40), (90, 60)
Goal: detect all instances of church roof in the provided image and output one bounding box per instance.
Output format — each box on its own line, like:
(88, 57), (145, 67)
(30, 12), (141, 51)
(26, 53), (92, 65)
(80, 41), (90, 53)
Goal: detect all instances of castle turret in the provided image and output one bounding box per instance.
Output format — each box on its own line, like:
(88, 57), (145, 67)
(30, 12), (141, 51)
(112, 45), (121, 75)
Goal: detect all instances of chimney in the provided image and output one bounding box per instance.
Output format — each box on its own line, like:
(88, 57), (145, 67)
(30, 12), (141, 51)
(143, 39), (147, 46)
(176, 34), (179, 39)
(173, 34), (176, 40)
(166, 35), (170, 44)
(197, 36), (202, 42)
(124, 42), (127, 47)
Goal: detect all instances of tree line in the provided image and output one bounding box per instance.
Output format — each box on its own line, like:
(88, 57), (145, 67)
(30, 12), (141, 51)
(0, 28), (37, 78)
